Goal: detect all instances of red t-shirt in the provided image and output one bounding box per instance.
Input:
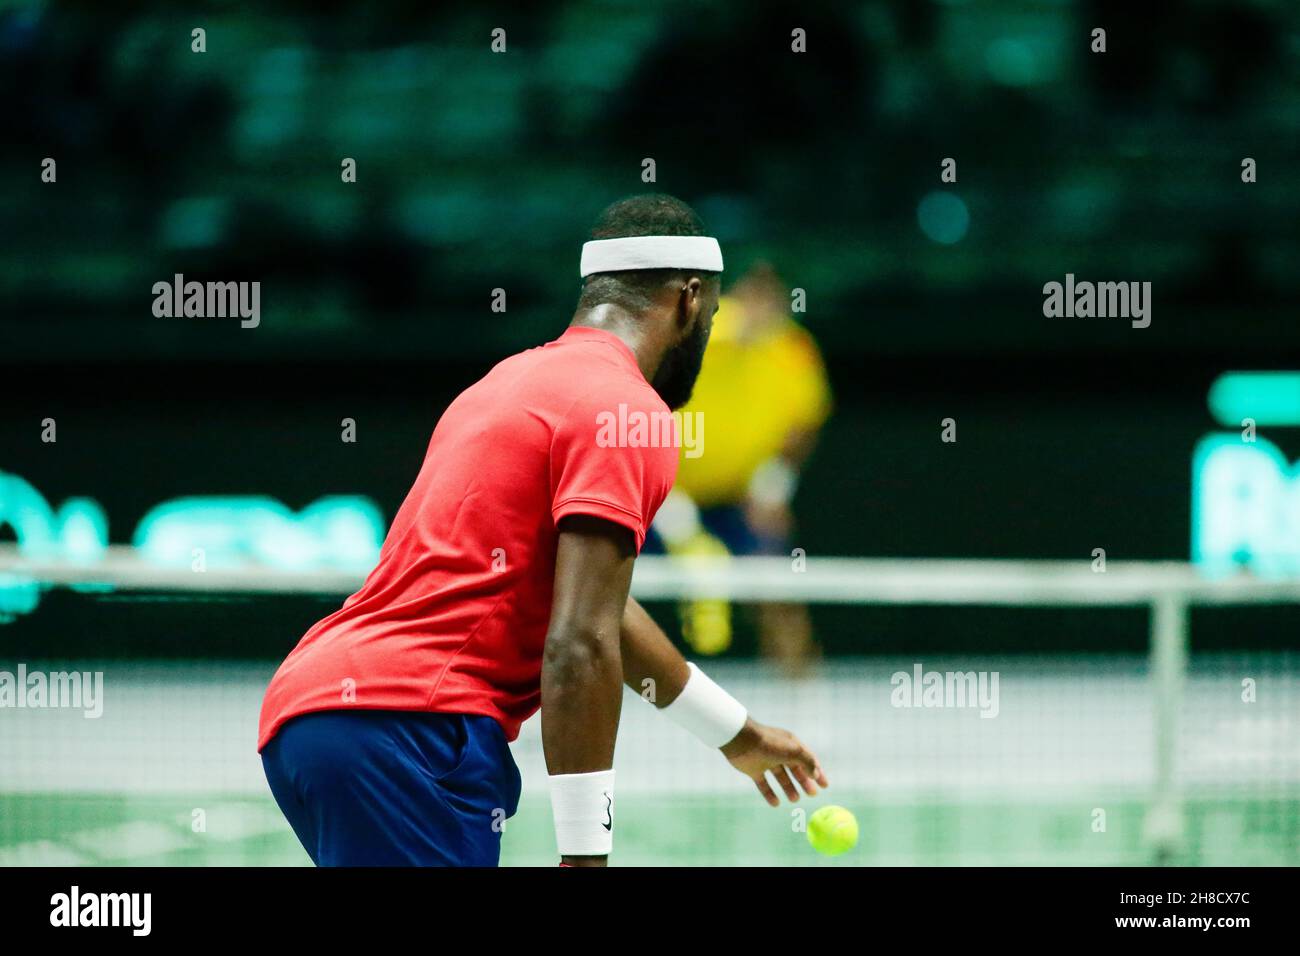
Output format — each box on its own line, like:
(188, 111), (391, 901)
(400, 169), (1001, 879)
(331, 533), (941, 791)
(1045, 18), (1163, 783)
(257, 326), (678, 749)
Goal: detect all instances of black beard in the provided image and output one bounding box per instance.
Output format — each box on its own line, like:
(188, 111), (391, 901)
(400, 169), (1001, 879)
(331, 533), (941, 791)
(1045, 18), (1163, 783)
(650, 321), (710, 410)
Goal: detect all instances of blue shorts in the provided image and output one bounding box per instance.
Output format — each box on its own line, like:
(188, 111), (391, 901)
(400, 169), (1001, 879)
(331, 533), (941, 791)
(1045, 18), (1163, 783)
(261, 710), (522, 867)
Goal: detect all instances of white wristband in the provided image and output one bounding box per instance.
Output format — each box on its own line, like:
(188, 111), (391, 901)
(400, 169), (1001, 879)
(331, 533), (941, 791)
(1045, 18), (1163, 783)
(664, 663), (748, 748)
(549, 769), (615, 857)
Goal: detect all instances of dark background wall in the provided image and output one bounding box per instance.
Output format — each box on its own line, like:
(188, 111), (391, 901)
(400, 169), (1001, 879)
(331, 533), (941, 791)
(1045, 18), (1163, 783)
(3, 0), (1299, 657)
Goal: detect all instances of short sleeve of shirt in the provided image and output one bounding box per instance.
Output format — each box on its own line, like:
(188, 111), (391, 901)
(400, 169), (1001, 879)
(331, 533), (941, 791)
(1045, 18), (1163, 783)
(550, 388), (678, 552)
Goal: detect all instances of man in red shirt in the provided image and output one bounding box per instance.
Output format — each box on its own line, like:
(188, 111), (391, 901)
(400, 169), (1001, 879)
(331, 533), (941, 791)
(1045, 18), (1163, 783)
(258, 194), (828, 866)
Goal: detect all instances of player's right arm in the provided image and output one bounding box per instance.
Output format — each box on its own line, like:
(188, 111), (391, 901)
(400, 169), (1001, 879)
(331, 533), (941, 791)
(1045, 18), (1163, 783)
(620, 595), (829, 806)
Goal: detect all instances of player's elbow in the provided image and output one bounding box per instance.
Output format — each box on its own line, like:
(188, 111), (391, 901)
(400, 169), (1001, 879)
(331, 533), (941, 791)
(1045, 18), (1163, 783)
(542, 616), (621, 690)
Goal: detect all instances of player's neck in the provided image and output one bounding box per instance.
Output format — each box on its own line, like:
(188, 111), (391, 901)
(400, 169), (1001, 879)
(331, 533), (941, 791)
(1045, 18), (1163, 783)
(569, 304), (665, 383)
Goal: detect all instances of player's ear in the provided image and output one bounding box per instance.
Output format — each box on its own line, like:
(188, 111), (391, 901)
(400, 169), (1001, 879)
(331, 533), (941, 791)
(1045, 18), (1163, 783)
(677, 276), (704, 338)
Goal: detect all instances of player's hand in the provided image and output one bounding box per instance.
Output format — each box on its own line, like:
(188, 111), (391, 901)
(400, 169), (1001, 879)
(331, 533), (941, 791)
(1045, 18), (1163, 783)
(720, 717), (828, 806)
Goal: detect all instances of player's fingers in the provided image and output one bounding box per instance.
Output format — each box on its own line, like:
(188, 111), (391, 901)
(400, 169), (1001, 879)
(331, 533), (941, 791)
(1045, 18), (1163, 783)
(754, 774), (780, 807)
(791, 743), (829, 788)
(770, 765), (800, 803)
(790, 763), (820, 797)
(813, 761), (829, 788)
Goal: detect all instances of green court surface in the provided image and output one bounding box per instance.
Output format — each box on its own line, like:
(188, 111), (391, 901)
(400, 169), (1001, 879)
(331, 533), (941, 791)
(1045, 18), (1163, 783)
(2, 656), (1296, 866)
(1, 792), (1295, 867)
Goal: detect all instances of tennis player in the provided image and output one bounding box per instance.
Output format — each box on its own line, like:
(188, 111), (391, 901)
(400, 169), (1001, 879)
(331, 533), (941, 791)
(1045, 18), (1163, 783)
(257, 194), (828, 867)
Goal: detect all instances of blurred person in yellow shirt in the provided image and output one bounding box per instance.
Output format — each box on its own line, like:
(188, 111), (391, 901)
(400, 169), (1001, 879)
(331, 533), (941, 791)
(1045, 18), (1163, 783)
(649, 261), (832, 674)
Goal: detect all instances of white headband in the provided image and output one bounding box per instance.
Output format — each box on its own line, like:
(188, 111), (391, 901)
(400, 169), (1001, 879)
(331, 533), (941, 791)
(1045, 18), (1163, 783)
(580, 236), (724, 278)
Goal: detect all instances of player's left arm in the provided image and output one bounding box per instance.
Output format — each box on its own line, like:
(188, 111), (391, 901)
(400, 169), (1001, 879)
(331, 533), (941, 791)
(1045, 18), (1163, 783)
(621, 595), (829, 806)
(541, 514), (638, 867)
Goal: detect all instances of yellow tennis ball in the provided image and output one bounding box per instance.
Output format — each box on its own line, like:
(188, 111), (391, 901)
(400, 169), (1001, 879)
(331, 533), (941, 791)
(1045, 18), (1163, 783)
(808, 805), (858, 857)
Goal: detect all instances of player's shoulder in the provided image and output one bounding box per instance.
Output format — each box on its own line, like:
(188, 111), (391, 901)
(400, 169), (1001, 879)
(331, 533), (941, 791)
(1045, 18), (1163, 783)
(476, 330), (668, 441)
(527, 332), (664, 412)
(561, 368), (666, 424)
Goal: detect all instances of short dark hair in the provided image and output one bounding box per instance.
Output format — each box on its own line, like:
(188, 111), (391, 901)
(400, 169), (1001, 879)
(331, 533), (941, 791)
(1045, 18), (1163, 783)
(578, 194), (717, 311)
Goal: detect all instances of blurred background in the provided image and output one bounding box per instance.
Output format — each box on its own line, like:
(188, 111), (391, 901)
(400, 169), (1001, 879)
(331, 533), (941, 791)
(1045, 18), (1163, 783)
(1, 0), (1297, 865)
